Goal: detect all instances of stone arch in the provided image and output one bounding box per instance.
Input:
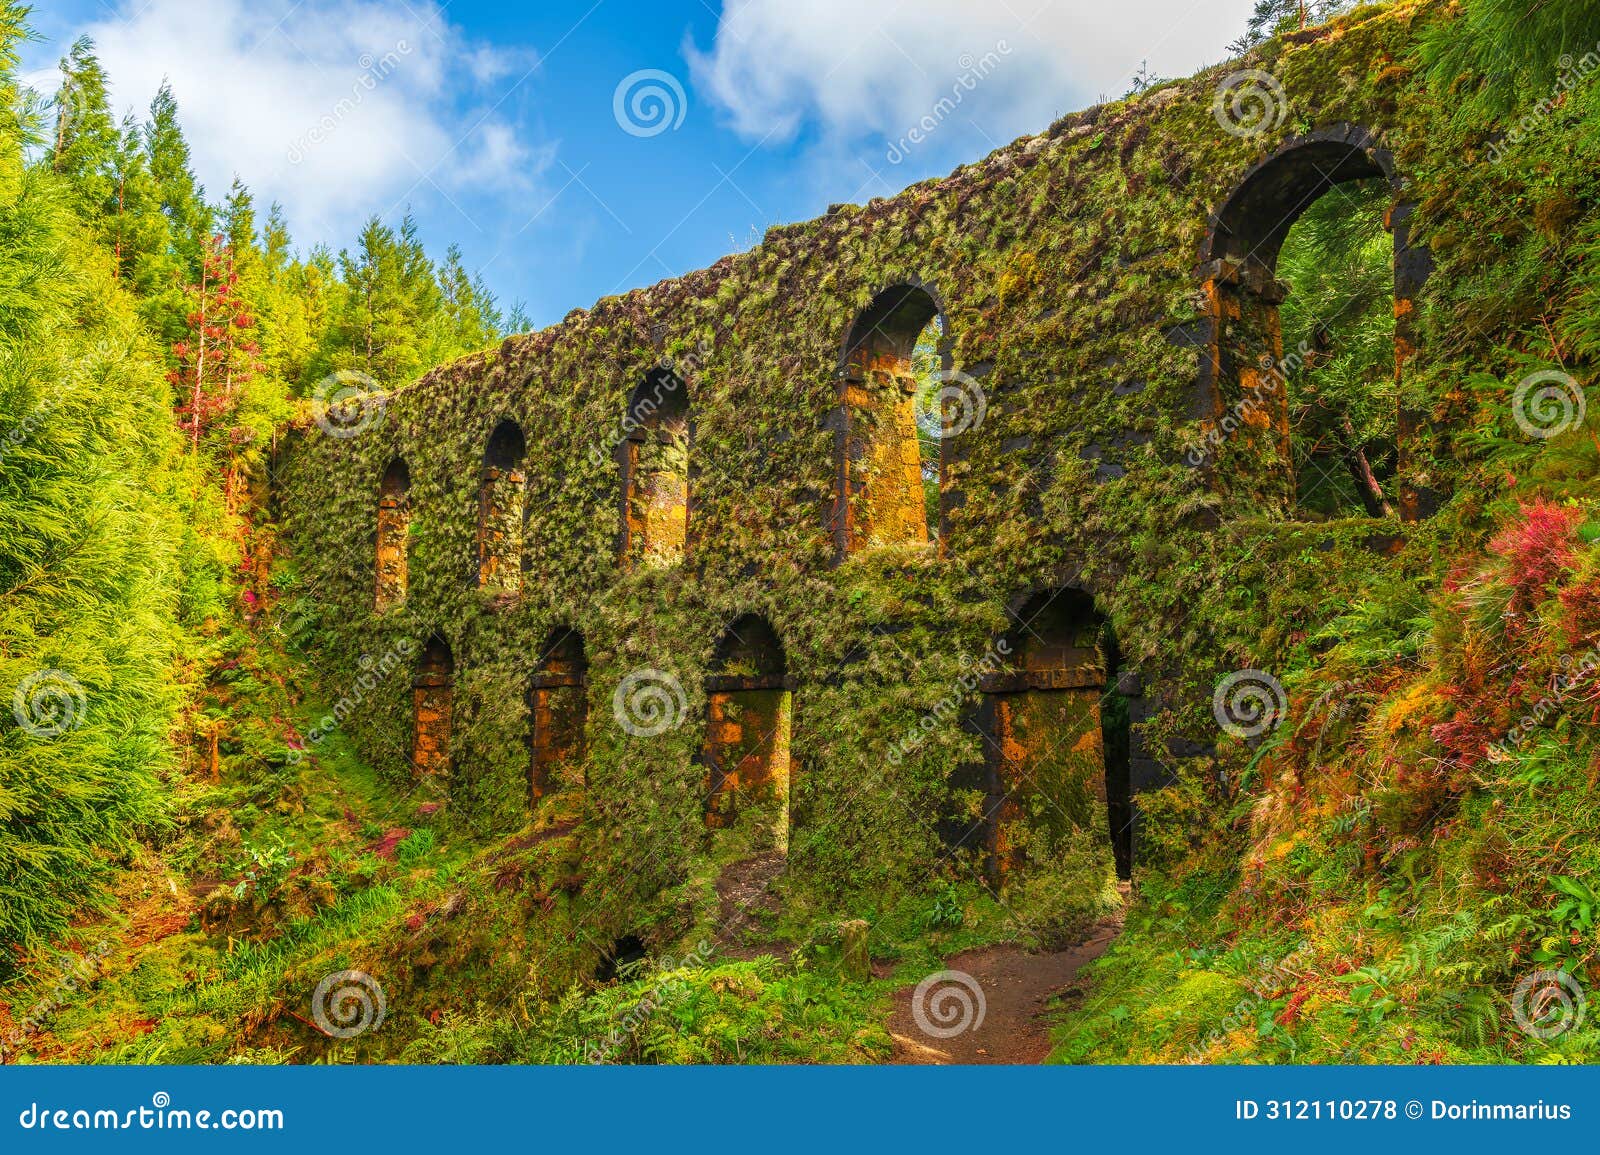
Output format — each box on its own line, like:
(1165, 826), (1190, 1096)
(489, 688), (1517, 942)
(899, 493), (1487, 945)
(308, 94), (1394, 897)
(412, 636), (454, 780)
(832, 282), (949, 558)
(619, 367), (691, 567)
(528, 627), (588, 804)
(478, 419), (527, 593)
(969, 588), (1130, 880)
(1198, 123), (1434, 519)
(375, 457), (410, 611)
(703, 614), (793, 847)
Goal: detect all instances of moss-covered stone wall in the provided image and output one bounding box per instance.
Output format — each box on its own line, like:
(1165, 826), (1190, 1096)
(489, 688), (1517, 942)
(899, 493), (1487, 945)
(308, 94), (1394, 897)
(280, 1), (1470, 920)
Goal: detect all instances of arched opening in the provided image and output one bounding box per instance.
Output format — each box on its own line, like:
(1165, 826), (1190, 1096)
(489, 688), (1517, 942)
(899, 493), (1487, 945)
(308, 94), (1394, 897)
(375, 458), (410, 611)
(619, 368), (690, 567)
(971, 590), (1130, 882)
(478, 419), (526, 593)
(412, 636), (454, 780)
(594, 934), (648, 983)
(834, 284), (947, 557)
(529, 627), (588, 805)
(702, 614), (792, 850)
(1201, 125), (1430, 519)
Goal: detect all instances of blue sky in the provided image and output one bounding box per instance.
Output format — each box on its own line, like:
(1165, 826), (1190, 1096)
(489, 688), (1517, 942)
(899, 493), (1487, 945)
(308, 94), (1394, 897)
(24, 0), (1255, 329)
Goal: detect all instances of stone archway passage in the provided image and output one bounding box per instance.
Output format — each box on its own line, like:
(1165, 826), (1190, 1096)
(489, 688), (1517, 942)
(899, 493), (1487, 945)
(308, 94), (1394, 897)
(1199, 123), (1433, 519)
(620, 368), (690, 568)
(412, 637), (454, 780)
(375, 458), (410, 611)
(703, 614), (792, 850)
(478, 419), (526, 594)
(977, 590), (1120, 883)
(529, 627), (588, 805)
(835, 285), (941, 557)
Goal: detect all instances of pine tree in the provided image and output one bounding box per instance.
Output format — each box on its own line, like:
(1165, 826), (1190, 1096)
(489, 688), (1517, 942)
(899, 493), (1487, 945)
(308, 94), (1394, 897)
(433, 243), (502, 359)
(1229, 0), (1355, 54)
(323, 214), (441, 388)
(50, 38), (117, 218)
(221, 176), (257, 276)
(103, 113), (166, 284)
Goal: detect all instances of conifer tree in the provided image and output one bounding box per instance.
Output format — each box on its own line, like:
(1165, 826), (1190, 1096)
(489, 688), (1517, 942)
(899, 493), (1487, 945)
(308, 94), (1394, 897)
(50, 37), (116, 218)
(1229, 0), (1354, 53)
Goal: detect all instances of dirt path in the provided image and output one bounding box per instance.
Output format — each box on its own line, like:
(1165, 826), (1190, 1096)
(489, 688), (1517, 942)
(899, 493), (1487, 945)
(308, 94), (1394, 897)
(712, 851), (788, 959)
(887, 919), (1121, 1064)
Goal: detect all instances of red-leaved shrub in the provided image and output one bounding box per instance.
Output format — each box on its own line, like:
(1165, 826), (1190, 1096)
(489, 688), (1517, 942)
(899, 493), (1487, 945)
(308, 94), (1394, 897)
(1489, 499), (1583, 611)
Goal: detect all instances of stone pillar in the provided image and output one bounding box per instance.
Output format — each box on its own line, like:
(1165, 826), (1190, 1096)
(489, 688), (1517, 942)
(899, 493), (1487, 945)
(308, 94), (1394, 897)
(702, 685), (792, 849)
(375, 490), (409, 611)
(412, 671), (453, 780)
(839, 347), (929, 554)
(476, 465), (525, 593)
(529, 679), (587, 803)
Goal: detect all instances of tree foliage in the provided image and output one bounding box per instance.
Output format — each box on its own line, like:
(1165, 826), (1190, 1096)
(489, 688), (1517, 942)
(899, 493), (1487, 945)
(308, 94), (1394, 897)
(0, 4), (515, 963)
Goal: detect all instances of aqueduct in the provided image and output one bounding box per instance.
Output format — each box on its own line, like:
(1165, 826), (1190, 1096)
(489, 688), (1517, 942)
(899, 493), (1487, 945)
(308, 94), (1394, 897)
(284, 5), (1444, 906)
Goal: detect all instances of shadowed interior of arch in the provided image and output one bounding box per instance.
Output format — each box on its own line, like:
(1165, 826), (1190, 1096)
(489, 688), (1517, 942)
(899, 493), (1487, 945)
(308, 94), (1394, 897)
(620, 367), (690, 567)
(529, 627), (588, 805)
(1205, 134), (1405, 519)
(954, 589), (1131, 884)
(478, 419), (527, 593)
(412, 636), (454, 781)
(702, 614), (792, 851)
(837, 285), (946, 553)
(375, 458), (410, 611)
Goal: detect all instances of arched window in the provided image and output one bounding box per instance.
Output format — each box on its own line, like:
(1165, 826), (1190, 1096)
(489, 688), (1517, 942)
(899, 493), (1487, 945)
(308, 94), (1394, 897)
(703, 614), (792, 849)
(973, 590), (1129, 881)
(620, 368), (690, 567)
(1202, 125), (1431, 519)
(375, 458), (410, 611)
(478, 419), (526, 593)
(835, 285), (947, 556)
(412, 636), (454, 780)
(529, 627), (588, 804)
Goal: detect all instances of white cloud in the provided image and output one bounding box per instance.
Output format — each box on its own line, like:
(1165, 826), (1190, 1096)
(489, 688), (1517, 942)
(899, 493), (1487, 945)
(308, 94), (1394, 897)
(74, 0), (554, 246)
(687, 0), (1258, 152)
